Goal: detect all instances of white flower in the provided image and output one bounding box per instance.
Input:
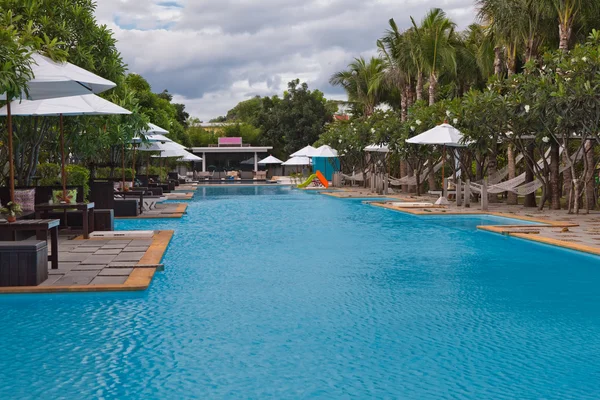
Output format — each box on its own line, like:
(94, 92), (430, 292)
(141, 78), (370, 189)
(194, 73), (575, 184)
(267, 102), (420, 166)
(446, 110), (451, 117)
(453, 118), (458, 125)
(582, 56), (588, 62)
(338, 139), (342, 143)
(371, 128), (376, 134)
(542, 136), (550, 143)
(416, 119), (422, 126)
(524, 105), (530, 113)
(410, 126), (415, 131)
(506, 131), (514, 136)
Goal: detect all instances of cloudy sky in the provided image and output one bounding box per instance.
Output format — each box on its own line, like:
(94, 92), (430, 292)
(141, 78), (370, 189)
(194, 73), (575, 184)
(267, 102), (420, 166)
(95, 0), (477, 121)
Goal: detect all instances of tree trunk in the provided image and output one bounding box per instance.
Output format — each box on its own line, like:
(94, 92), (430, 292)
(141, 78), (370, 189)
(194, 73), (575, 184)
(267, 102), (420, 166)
(407, 162), (415, 193)
(415, 165), (421, 196)
(400, 161), (408, 193)
(494, 46), (503, 76)
(475, 155), (483, 181)
(584, 139), (595, 211)
(401, 84), (408, 122)
(428, 73), (437, 106)
(506, 44), (517, 76)
(563, 151), (572, 206)
(507, 144), (517, 205)
(427, 157), (436, 192)
(559, 22), (572, 51)
(488, 142), (498, 203)
(416, 72), (424, 102)
(524, 143), (536, 207)
(550, 140), (561, 209)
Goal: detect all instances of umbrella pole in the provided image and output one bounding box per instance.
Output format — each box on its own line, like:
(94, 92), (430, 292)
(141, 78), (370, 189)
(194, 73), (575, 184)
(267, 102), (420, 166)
(442, 145), (446, 194)
(121, 143), (126, 190)
(7, 100), (15, 202)
(60, 114), (67, 201)
(132, 145), (136, 187)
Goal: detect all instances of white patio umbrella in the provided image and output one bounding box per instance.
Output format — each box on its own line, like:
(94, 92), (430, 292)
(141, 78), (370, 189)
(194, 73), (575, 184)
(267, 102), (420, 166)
(258, 155), (283, 178)
(131, 133), (172, 144)
(290, 145), (317, 158)
(308, 145), (338, 158)
(258, 155), (283, 165)
(0, 94), (129, 201)
(282, 156), (311, 166)
(241, 157), (255, 165)
(308, 145), (338, 177)
(1, 53), (116, 202)
(364, 143), (390, 153)
(151, 146), (201, 176)
(134, 136), (183, 186)
(143, 122), (169, 135)
(406, 123), (465, 203)
(152, 149), (201, 161)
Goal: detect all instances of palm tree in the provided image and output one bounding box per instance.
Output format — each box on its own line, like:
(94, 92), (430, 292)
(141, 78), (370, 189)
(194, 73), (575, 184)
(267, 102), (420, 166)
(378, 19), (420, 121)
(411, 8), (457, 105)
(330, 57), (385, 116)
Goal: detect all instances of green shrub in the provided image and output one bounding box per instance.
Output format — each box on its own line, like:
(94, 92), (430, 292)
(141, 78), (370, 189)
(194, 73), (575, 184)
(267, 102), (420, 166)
(65, 165), (91, 201)
(95, 167), (134, 180)
(37, 163), (61, 186)
(95, 167), (111, 179)
(147, 166), (168, 181)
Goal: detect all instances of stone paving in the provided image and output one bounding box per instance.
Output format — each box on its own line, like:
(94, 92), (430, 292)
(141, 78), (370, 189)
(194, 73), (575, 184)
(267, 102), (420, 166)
(326, 187), (600, 253)
(42, 237), (155, 287)
(119, 202), (187, 219)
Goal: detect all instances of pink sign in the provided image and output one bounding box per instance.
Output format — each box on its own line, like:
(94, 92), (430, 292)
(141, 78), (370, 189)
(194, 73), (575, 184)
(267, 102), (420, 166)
(218, 137), (242, 146)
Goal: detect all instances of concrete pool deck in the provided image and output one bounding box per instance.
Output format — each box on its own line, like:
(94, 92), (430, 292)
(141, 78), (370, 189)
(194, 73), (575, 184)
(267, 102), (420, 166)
(115, 203), (188, 219)
(0, 230), (174, 294)
(359, 192), (600, 257)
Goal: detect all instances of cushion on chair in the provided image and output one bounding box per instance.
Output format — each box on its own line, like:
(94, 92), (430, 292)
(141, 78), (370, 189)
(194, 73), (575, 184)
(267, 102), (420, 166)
(14, 189), (36, 211)
(52, 189), (78, 204)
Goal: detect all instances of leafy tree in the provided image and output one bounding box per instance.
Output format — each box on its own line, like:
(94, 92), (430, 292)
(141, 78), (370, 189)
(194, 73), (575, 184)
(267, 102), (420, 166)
(411, 8), (457, 105)
(222, 123), (261, 145)
(225, 96), (263, 125)
(260, 79), (333, 155)
(330, 57), (385, 116)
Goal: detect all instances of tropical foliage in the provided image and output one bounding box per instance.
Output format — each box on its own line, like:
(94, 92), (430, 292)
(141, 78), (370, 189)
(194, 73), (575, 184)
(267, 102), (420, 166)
(0, 0), (192, 185)
(328, 3), (600, 213)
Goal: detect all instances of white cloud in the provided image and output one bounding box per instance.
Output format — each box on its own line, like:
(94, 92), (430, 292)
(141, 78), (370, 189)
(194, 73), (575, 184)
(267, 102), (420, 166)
(96, 0), (477, 121)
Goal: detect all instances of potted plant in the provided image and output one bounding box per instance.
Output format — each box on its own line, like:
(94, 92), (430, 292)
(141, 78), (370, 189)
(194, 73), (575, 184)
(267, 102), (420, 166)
(1, 202), (23, 223)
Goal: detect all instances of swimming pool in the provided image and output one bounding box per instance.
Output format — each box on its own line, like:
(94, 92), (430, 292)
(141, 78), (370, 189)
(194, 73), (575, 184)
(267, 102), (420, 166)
(1, 186), (599, 399)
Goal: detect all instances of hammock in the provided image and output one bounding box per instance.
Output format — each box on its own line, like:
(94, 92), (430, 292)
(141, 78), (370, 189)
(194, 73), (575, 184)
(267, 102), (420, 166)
(511, 152), (582, 196)
(389, 159), (443, 187)
(470, 149), (552, 194)
(470, 148), (576, 195)
(341, 172), (364, 182)
(485, 153), (525, 185)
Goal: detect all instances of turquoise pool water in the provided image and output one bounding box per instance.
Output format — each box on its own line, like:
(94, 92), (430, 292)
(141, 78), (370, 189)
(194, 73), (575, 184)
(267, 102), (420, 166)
(1, 186), (600, 399)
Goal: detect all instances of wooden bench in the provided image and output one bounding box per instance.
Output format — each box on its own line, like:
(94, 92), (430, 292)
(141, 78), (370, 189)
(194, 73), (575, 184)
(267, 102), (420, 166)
(0, 219), (60, 269)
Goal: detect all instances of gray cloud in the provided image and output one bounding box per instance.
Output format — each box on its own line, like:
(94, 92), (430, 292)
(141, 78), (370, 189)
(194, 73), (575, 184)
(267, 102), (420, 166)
(96, 0), (476, 120)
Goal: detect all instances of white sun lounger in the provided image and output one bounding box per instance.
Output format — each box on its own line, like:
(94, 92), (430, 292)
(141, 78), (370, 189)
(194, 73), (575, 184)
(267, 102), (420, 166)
(143, 196), (166, 211)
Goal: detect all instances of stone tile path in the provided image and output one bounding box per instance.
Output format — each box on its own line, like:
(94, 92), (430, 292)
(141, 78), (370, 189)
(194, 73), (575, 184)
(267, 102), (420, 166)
(118, 202), (187, 219)
(42, 238), (154, 287)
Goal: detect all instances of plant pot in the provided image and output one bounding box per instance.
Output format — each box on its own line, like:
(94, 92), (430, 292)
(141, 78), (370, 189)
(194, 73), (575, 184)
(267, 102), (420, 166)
(6, 216), (16, 223)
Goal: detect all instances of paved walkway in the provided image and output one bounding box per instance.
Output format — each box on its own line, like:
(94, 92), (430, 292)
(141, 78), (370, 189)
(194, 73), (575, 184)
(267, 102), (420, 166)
(117, 203), (187, 219)
(43, 237), (154, 286)
(0, 231), (173, 294)
(331, 187), (600, 255)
